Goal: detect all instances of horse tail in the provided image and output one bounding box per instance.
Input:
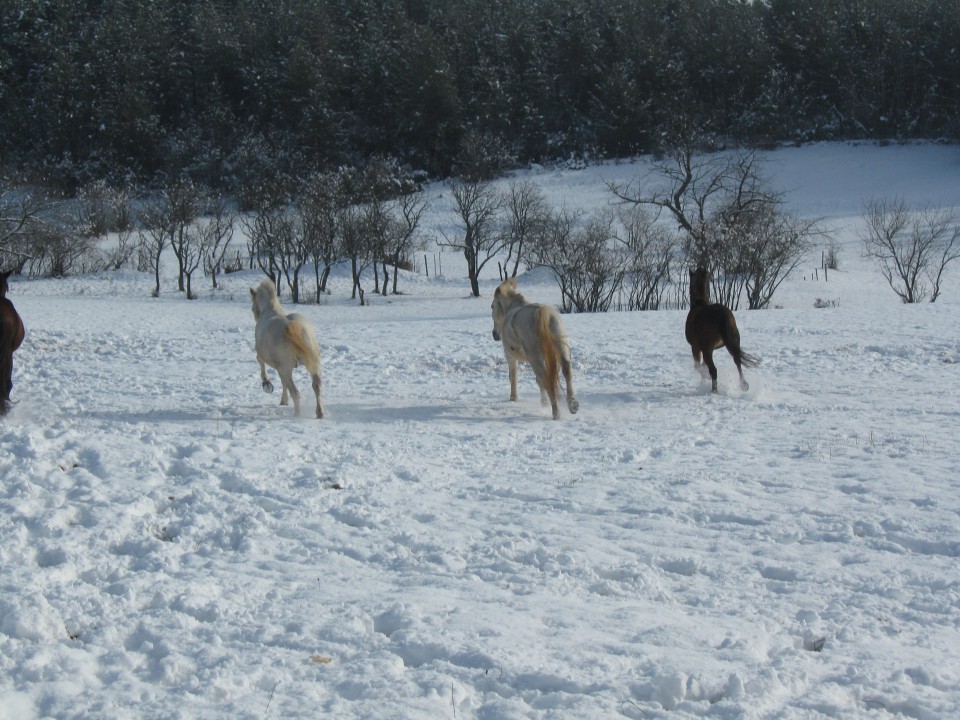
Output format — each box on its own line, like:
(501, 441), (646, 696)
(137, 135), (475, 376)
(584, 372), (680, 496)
(285, 319), (322, 375)
(718, 309), (760, 368)
(740, 350), (761, 368)
(536, 307), (560, 396)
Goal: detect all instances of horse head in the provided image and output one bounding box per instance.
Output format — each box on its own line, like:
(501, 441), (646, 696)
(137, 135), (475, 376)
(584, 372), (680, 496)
(689, 267), (710, 307)
(491, 277), (519, 341)
(249, 287), (262, 321)
(251, 278), (279, 321)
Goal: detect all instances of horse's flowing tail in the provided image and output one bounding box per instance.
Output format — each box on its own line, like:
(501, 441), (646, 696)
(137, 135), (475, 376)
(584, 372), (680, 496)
(718, 311), (761, 369)
(535, 307), (560, 397)
(285, 319), (322, 375)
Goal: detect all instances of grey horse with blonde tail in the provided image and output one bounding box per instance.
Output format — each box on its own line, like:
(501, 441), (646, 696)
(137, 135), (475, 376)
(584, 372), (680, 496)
(250, 278), (325, 418)
(491, 278), (579, 420)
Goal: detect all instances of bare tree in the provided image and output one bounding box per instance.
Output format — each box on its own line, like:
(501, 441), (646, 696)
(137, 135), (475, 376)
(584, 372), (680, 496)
(500, 179), (550, 279)
(385, 190), (427, 294)
(339, 204), (375, 304)
(861, 197), (960, 303)
(615, 205), (677, 310)
(608, 138), (738, 269)
(199, 193), (235, 290)
(1, 186), (48, 272)
(137, 200), (173, 297)
(610, 140), (815, 309)
(241, 186), (288, 290)
(530, 208), (625, 313)
(278, 212), (311, 304)
(705, 198), (823, 309)
(76, 180), (137, 270)
(363, 195), (393, 297)
(164, 178), (203, 293)
(25, 217), (96, 277)
(437, 178), (504, 297)
(181, 226), (205, 300)
(297, 171), (342, 301)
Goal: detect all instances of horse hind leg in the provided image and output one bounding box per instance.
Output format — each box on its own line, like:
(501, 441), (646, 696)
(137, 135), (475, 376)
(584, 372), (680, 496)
(277, 368), (301, 416)
(546, 382), (560, 419)
(719, 315), (751, 391)
(728, 347), (750, 391)
(539, 371), (561, 420)
(312, 372), (324, 419)
(530, 358), (560, 419)
(299, 342), (325, 419)
(561, 356), (578, 414)
(0, 349), (11, 415)
(507, 358), (519, 402)
(690, 345), (705, 377)
(703, 349), (720, 393)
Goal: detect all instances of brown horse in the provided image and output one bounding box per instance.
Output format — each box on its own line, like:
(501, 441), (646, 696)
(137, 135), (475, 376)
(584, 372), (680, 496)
(685, 267), (759, 393)
(0, 271), (26, 415)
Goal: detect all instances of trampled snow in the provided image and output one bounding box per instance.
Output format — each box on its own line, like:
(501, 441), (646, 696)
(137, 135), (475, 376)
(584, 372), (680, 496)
(2, 143), (959, 719)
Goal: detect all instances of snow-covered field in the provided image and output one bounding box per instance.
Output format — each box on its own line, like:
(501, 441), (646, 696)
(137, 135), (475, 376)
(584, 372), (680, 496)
(2, 143), (959, 719)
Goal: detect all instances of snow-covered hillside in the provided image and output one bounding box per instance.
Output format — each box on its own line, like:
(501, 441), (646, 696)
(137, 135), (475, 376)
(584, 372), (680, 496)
(2, 143), (959, 719)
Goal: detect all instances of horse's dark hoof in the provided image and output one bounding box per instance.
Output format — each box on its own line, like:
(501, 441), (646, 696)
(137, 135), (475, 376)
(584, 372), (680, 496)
(262, 381), (274, 393)
(569, 399), (580, 414)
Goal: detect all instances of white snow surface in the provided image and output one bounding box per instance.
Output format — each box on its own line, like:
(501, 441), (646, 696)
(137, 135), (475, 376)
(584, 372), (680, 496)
(2, 143), (960, 719)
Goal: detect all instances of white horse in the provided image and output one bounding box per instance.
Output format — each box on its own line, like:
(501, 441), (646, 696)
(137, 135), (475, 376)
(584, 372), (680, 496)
(250, 279), (325, 418)
(491, 277), (579, 420)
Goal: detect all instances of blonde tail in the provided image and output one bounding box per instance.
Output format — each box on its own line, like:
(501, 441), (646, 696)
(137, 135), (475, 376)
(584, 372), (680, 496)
(285, 320), (321, 375)
(536, 308), (560, 398)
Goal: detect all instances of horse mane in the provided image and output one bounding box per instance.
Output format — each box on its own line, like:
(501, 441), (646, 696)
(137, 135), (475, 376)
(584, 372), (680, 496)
(495, 277), (525, 304)
(254, 278), (283, 310)
(257, 278), (278, 299)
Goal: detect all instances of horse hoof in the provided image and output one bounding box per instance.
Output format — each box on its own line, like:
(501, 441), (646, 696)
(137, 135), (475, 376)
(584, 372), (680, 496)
(568, 399), (580, 414)
(740, 381), (750, 391)
(262, 381), (274, 393)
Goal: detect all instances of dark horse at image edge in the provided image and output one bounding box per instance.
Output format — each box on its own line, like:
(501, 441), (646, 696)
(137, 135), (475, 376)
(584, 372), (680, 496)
(0, 271), (25, 415)
(685, 267), (759, 393)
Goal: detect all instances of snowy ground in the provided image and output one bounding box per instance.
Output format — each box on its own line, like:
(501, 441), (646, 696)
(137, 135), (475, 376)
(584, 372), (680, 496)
(2, 143), (959, 719)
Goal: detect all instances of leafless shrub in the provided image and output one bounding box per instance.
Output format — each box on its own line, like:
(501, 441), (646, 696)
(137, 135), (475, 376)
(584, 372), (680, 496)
(437, 178), (504, 297)
(531, 209), (624, 313)
(861, 197), (960, 303)
(609, 135), (819, 309)
(615, 205), (677, 310)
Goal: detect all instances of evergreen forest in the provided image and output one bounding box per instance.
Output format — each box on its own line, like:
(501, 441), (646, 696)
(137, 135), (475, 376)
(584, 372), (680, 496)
(2, 0), (958, 192)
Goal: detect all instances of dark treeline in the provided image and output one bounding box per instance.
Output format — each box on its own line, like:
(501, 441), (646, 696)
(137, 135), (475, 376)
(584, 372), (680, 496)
(2, 0), (958, 192)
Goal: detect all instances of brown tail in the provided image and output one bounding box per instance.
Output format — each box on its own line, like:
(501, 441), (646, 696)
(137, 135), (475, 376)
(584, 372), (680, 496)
(536, 307), (560, 397)
(285, 320), (321, 375)
(718, 311), (761, 368)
